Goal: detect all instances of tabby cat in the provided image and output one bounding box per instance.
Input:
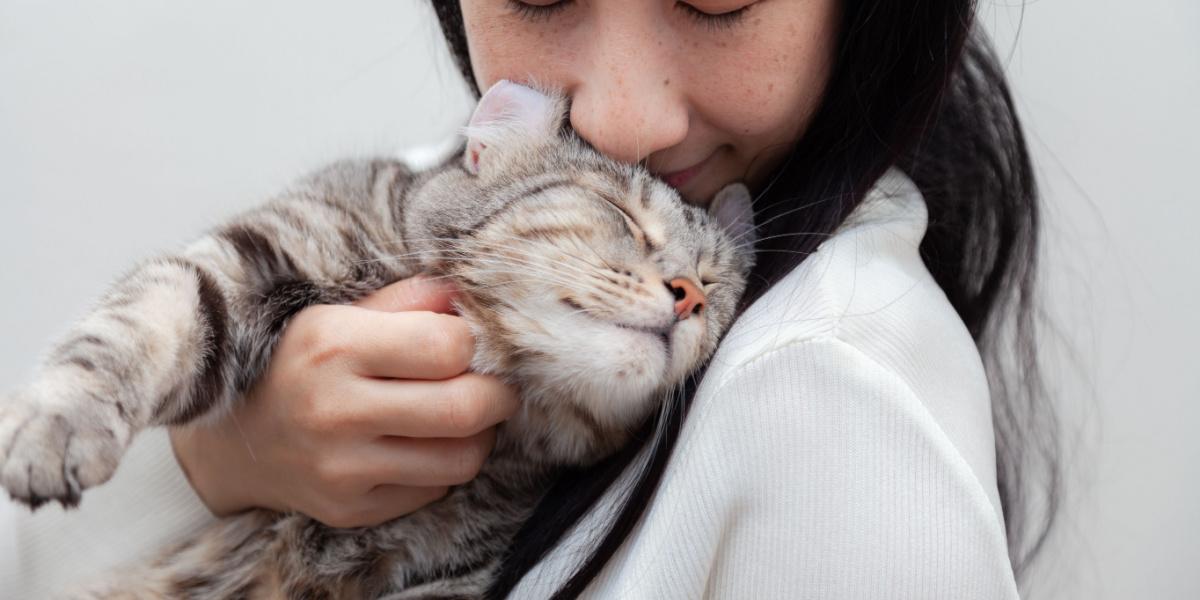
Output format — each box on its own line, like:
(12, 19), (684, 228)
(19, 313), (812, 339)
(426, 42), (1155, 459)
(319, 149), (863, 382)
(0, 81), (755, 598)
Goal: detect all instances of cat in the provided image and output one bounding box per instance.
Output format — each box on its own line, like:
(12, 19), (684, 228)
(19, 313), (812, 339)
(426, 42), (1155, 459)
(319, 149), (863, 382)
(0, 80), (756, 599)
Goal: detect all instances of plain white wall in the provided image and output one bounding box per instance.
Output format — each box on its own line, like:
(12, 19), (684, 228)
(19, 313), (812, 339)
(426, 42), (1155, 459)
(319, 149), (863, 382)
(0, 1), (1196, 598)
(984, 2), (1200, 598)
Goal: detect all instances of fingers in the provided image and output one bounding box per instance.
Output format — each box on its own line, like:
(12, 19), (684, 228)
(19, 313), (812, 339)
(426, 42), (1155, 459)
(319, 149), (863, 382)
(360, 429), (498, 488)
(352, 311), (476, 380)
(353, 275), (459, 314)
(343, 373), (520, 438)
(178, 274), (515, 529)
(302, 431), (498, 528)
(300, 304), (475, 380)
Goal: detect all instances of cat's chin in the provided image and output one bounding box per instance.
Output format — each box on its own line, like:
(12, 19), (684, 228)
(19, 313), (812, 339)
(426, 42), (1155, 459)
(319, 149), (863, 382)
(463, 295), (712, 448)
(536, 320), (711, 433)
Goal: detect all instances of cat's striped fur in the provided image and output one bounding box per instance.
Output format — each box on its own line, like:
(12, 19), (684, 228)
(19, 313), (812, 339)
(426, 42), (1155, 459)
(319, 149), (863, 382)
(0, 82), (755, 598)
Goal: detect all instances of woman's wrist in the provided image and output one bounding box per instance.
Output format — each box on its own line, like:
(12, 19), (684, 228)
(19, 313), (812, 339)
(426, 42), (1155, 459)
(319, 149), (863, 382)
(168, 423), (270, 517)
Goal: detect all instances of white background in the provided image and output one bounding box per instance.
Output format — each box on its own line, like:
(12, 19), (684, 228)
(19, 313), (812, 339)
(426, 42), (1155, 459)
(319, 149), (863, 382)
(0, 1), (1196, 598)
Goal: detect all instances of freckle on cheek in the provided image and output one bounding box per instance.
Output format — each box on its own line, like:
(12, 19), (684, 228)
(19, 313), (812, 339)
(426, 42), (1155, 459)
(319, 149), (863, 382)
(663, 78), (670, 86)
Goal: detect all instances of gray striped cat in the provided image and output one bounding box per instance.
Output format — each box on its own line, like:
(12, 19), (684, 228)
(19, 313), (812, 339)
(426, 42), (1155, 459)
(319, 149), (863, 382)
(0, 81), (755, 598)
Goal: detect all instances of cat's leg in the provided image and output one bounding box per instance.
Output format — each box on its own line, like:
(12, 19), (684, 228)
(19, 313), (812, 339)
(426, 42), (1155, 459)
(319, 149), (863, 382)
(0, 255), (250, 508)
(0, 159), (416, 508)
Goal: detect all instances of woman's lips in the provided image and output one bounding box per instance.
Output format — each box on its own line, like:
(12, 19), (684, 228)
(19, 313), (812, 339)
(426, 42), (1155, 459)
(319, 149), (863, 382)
(659, 152), (715, 190)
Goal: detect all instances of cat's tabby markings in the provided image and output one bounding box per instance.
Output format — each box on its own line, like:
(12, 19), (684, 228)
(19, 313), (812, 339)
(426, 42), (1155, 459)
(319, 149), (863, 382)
(0, 81), (755, 598)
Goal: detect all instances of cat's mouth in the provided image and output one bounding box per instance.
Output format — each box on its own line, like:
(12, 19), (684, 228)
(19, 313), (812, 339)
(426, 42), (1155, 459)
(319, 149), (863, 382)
(559, 298), (675, 349)
(613, 322), (673, 349)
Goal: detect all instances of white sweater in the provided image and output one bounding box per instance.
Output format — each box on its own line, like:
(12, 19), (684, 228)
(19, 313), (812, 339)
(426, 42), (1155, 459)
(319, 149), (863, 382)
(0, 168), (1019, 599)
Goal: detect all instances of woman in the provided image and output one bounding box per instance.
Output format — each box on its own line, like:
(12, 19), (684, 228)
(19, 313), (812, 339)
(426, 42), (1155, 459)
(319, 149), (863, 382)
(11, 1), (1060, 597)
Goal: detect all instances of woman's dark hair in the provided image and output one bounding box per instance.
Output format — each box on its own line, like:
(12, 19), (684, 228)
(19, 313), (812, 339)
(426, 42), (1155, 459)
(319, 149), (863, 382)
(429, 1), (1060, 597)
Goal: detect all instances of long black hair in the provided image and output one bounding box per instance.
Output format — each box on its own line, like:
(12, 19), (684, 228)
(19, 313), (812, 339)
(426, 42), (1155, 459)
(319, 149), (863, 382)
(429, 1), (1060, 597)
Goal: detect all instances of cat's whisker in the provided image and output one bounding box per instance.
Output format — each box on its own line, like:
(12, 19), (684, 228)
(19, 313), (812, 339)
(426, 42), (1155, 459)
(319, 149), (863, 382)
(563, 235), (621, 274)
(743, 194), (843, 236)
(744, 189), (847, 226)
(482, 221), (620, 275)
(743, 231), (833, 245)
(362, 247), (594, 287)
(481, 242), (608, 278)
(735, 140), (798, 208)
(360, 258), (585, 293)
(747, 249), (817, 257)
(450, 253), (596, 287)
(546, 236), (627, 277)
(454, 266), (582, 290)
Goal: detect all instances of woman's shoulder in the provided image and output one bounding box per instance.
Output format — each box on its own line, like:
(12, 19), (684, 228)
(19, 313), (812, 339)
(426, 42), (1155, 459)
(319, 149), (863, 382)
(706, 167), (1001, 513)
(575, 331), (1019, 599)
(712, 167), (962, 379)
(520, 332), (1020, 598)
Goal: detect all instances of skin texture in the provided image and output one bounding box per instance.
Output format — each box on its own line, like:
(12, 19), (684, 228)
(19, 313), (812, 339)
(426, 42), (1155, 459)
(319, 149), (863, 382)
(461, 0), (839, 205)
(171, 0), (838, 527)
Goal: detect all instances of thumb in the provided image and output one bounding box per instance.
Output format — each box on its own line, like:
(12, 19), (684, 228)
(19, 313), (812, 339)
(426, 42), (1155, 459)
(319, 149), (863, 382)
(353, 275), (459, 314)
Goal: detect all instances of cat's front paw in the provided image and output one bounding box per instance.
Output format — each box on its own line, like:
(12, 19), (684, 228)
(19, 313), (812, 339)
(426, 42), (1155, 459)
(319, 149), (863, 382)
(0, 382), (128, 509)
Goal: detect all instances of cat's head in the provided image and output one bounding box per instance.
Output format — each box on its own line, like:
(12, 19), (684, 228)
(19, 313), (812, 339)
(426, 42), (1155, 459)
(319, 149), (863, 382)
(414, 81), (756, 462)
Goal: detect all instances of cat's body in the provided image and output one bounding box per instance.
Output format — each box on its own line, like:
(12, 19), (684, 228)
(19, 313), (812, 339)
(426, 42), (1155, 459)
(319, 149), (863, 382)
(0, 82), (754, 598)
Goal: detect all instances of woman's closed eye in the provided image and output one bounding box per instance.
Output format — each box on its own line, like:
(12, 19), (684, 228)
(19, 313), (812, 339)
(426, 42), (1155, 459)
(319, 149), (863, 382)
(505, 0), (571, 22)
(506, 1), (757, 31)
(675, 1), (756, 30)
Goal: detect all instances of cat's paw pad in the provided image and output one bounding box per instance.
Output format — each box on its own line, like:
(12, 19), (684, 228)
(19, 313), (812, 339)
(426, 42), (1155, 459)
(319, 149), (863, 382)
(0, 384), (126, 509)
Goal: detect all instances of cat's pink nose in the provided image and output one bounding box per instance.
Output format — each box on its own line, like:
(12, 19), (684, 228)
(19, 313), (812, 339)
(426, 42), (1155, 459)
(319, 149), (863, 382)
(667, 278), (706, 320)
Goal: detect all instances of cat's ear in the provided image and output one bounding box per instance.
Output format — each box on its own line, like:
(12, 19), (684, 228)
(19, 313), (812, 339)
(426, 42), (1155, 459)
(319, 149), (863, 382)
(463, 80), (564, 175)
(709, 183), (756, 247)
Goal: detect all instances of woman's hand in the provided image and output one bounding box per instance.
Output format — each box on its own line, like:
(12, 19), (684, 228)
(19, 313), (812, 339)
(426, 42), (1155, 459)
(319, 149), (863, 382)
(169, 276), (519, 528)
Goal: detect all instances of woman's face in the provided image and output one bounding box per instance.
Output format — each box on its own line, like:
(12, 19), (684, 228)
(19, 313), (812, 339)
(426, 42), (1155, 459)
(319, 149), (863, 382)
(459, 0), (840, 206)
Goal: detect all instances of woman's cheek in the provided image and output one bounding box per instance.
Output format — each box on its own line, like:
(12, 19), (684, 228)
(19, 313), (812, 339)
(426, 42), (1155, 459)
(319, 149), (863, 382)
(694, 66), (814, 141)
(699, 5), (837, 134)
(693, 39), (824, 130)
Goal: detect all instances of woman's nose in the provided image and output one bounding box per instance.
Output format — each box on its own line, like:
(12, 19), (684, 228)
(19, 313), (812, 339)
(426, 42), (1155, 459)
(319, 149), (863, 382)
(566, 21), (689, 165)
(569, 82), (689, 165)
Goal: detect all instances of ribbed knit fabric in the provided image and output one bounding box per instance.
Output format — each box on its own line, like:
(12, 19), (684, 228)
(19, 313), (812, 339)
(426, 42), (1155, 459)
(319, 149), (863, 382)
(0, 167), (1019, 599)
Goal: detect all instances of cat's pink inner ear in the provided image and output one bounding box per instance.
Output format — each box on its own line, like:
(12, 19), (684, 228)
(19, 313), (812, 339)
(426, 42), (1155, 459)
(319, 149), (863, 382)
(466, 141), (487, 174)
(464, 80), (558, 175)
(709, 183), (755, 246)
(468, 80), (555, 129)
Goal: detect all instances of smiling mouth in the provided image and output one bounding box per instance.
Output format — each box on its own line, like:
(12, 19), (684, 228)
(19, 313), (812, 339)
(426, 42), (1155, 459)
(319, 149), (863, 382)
(659, 152), (716, 189)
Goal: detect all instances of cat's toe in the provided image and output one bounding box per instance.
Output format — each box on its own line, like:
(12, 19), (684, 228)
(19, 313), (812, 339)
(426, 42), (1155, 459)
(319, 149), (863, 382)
(0, 386), (124, 509)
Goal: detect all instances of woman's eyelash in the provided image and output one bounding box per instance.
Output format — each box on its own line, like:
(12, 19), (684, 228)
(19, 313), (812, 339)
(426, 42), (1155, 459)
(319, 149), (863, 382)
(675, 2), (752, 30)
(506, 0), (573, 22)
(508, 1), (752, 30)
